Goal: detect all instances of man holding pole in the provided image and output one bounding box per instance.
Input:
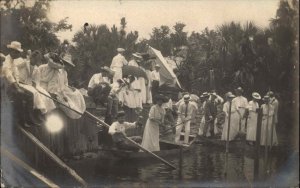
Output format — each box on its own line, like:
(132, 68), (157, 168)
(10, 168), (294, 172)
(202, 92), (218, 137)
(175, 94), (193, 144)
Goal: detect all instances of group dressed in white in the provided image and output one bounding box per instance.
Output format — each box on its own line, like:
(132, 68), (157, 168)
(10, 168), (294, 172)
(1, 41), (279, 153)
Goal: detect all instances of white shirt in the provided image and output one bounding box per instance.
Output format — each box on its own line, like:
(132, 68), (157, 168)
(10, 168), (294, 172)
(2, 55), (20, 84)
(108, 121), (136, 135)
(110, 53), (128, 70)
(232, 96), (248, 109)
(151, 70), (160, 82)
(119, 85), (138, 108)
(88, 73), (110, 89)
(16, 59), (40, 85)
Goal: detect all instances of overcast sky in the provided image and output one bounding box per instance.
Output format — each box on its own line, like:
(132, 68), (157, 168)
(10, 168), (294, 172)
(48, 0), (280, 42)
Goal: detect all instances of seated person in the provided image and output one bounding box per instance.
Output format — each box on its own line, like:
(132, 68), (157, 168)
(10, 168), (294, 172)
(108, 111), (142, 152)
(88, 66), (113, 106)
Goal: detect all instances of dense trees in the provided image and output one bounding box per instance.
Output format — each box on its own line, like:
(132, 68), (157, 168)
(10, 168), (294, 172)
(0, 0), (72, 55)
(1, 0), (297, 100)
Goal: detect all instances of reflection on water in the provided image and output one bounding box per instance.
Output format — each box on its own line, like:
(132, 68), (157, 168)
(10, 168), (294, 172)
(46, 145), (297, 187)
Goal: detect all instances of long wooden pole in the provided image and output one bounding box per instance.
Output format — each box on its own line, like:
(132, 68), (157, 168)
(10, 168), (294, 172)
(35, 88), (176, 169)
(226, 100), (232, 153)
(1, 147), (59, 188)
(160, 119), (192, 136)
(19, 127), (88, 187)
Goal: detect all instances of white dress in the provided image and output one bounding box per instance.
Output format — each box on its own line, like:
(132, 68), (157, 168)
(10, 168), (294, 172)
(141, 105), (165, 151)
(39, 64), (86, 119)
(246, 100), (259, 141)
(221, 101), (240, 141)
(260, 104), (278, 146)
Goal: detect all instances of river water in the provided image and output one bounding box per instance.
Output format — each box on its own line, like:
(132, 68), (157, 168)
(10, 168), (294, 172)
(46, 143), (298, 187)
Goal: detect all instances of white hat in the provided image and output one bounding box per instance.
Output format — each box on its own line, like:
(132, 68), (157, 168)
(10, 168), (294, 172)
(155, 64), (160, 68)
(117, 48), (125, 52)
(132, 53), (142, 59)
(61, 54), (75, 67)
(7, 41), (23, 52)
(252, 92), (261, 100)
(183, 94), (190, 100)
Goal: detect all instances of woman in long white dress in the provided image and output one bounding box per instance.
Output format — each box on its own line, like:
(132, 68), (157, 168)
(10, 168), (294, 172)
(246, 92), (261, 144)
(141, 94), (166, 151)
(39, 53), (86, 119)
(260, 95), (278, 146)
(221, 92), (240, 141)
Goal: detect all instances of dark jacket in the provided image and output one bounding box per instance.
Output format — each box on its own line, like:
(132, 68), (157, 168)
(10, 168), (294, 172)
(204, 100), (218, 121)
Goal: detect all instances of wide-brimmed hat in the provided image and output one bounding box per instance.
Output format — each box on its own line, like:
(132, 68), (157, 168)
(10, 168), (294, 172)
(225, 92), (235, 98)
(117, 48), (125, 52)
(45, 53), (64, 69)
(7, 41), (23, 52)
(61, 54), (75, 67)
(183, 94), (190, 101)
(252, 92), (261, 100)
(235, 87), (243, 92)
(154, 94), (168, 103)
(201, 92), (209, 98)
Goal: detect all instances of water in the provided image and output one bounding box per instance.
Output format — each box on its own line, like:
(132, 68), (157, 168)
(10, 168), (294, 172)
(45, 144), (298, 187)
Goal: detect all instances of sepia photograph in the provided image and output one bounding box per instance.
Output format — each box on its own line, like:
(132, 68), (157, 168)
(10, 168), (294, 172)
(1, 0), (299, 187)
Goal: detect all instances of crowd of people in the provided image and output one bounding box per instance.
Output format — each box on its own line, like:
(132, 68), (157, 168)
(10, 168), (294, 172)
(1, 41), (279, 154)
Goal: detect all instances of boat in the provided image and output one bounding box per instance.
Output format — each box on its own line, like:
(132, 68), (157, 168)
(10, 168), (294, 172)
(107, 138), (195, 160)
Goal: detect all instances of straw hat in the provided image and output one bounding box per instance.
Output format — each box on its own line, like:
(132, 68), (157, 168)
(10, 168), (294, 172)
(7, 41), (23, 52)
(252, 92), (261, 100)
(155, 64), (160, 68)
(117, 48), (125, 52)
(267, 91), (274, 97)
(263, 95), (270, 101)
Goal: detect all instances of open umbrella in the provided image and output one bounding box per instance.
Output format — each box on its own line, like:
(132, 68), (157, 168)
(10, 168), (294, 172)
(122, 65), (148, 82)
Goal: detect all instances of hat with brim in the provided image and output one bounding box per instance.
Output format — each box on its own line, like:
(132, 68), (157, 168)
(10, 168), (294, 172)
(263, 95), (270, 101)
(45, 53), (64, 70)
(101, 66), (114, 75)
(154, 94), (168, 103)
(132, 53), (142, 59)
(201, 92), (209, 98)
(235, 87), (243, 92)
(183, 94), (190, 101)
(226, 92), (235, 98)
(117, 48), (125, 52)
(252, 92), (261, 100)
(7, 41), (23, 52)
(155, 64), (160, 68)
(210, 92), (218, 97)
(61, 54), (75, 67)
